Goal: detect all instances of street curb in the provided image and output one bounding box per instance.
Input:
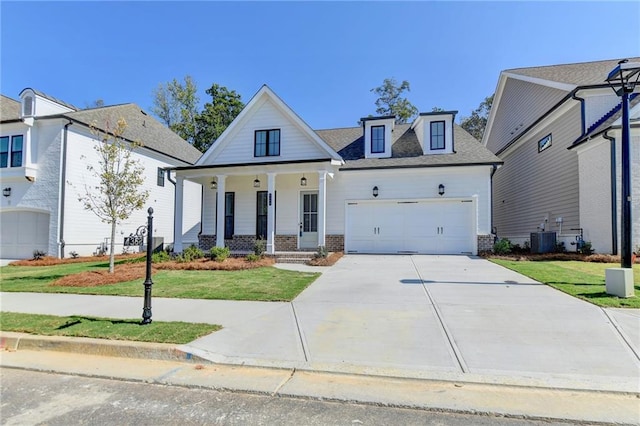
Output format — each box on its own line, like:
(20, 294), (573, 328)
(0, 332), (211, 364)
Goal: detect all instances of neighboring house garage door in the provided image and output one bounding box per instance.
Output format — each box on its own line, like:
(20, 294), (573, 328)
(345, 199), (475, 254)
(0, 211), (50, 259)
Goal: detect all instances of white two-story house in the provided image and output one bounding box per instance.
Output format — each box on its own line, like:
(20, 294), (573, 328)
(0, 89), (202, 259)
(171, 85), (502, 255)
(483, 58), (640, 254)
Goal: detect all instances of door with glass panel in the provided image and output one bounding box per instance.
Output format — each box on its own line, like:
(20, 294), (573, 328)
(299, 191), (318, 249)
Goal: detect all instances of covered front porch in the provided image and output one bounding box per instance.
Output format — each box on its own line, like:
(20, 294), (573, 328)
(172, 161), (342, 255)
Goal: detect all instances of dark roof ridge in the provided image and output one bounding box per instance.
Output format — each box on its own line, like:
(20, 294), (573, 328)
(19, 87), (79, 111)
(505, 57), (640, 73)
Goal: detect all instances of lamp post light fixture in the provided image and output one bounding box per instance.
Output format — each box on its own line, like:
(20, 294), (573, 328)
(253, 176), (261, 188)
(372, 186), (379, 197)
(2, 187), (11, 197)
(141, 207), (154, 325)
(438, 184), (445, 196)
(606, 60), (640, 269)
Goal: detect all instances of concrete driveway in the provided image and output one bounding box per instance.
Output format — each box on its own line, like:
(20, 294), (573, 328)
(183, 255), (639, 392)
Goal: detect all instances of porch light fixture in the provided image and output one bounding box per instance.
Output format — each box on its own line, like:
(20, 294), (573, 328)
(300, 174), (307, 186)
(210, 179), (217, 190)
(3, 187), (11, 197)
(606, 59), (640, 270)
(372, 186), (379, 197)
(253, 176), (261, 188)
(438, 184), (445, 196)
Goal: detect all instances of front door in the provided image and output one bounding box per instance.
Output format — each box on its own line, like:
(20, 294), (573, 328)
(256, 191), (268, 240)
(300, 191), (318, 249)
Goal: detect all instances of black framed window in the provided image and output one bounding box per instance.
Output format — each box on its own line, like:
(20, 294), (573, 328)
(1, 135), (23, 168)
(430, 121), (445, 150)
(538, 134), (552, 153)
(254, 129), (280, 157)
(157, 167), (165, 187)
(256, 191), (268, 240)
(225, 192), (235, 240)
(371, 125), (385, 153)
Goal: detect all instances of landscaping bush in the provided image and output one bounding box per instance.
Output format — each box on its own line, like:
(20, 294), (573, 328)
(245, 253), (261, 263)
(314, 245), (328, 259)
(176, 245), (204, 263)
(69, 251), (79, 259)
(152, 251), (170, 263)
(253, 239), (266, 256)
(209, 246), (230, 262)
(493, 238), (512, 255)
(32, 250), (46, 260)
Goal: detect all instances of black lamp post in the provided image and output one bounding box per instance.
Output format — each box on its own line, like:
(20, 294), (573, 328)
(606, 60), (640, 269)
(141, 207), (154, 325)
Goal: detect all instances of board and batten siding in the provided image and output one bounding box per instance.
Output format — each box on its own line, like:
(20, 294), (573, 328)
(492, 104), (581, 245)
(577, 139), (612, 253)
(211, 98), (328, 165)
(486, 78), (568, 154)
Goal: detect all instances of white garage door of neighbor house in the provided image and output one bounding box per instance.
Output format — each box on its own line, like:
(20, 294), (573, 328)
(345, 199), (475, 254)
(0, 211), (49, 259)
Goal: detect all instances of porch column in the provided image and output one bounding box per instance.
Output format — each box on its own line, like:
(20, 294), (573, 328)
(173, 176), (184, 253)
(267, 173), (276, 254)
(318, 171), (327, 248)
(215, 175), (227, 248)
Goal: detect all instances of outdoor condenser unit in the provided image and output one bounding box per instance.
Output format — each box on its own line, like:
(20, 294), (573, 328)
(530, 232), (556, 254)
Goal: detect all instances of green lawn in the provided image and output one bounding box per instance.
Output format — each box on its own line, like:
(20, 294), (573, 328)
(0, 312), (219, 344)
(491, 259), (640, 308)
(0, 262), (320, 302)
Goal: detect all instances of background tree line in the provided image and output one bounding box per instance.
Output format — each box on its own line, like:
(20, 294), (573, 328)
(151, 76), (493, 152)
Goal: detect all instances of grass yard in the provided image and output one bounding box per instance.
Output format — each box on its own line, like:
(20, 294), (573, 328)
(491, 259), (640, 308)
(0, 262), (320, 302)
(0, 312), (219, 344)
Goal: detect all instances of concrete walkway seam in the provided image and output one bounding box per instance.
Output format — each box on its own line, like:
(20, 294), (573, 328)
(290, 303), (309, 362)
(410, 256), (469, 374)
(599, 307), (640, 362)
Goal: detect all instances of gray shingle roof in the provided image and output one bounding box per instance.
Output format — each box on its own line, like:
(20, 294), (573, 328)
(506, 57), (640, 87)
(27, 88), (79, 111)
(316, 124), (502, 170)
(0, 95), (21, 121)
(65, 104), (202, 164)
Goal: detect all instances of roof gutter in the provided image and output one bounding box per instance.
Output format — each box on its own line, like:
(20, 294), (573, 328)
(571, 92), (586, 138)
(603, 130), (618, 255)
(58, 120), (73, 258)
(496, 83), (611, 156)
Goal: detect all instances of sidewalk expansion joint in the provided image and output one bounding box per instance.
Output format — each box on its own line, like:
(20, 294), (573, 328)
(291, 303), (309, 362)
(600, 308), (640, 362)
(410, 256), (469, 374)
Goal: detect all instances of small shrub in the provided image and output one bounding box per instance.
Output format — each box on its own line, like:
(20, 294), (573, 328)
(165, 244), (174, 254)
(152, 251), (170, 263)
(209, 246), (230, 262)
(176, 244), (205, 263)
(245, 253), (261, 263)
(314, 245), (328, 259)
(493, 238), (512, 255)
(69, 251), (79, 259)
(253, 239), (266, 256)
(578, 241), (594, 255)
(553, 241), (566, 253)
(32, 250), (46, 260)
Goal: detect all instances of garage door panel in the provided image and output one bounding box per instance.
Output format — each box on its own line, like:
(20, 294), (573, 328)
(346, 200), (475, 255)
(0, 211), (50, 259)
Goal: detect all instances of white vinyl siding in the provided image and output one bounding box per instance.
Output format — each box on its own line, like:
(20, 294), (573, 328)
(212, 98), (328, 164)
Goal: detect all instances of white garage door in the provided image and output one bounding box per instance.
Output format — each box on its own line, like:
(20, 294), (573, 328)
(0, 211), (50, 259)
(345, 200), (475, 254)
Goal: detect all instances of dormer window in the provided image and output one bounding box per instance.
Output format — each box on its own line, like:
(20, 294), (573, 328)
(254, 129), (280, 157)
(430, 121), (445, 150)
(371, 125), (385, 153)
(22, 95), (34, 117)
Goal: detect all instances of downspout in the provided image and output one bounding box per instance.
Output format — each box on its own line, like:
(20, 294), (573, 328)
(571, 92), (586, 137)
(603, 131), (618, 255)
(58, 120), (72, 258)
(165, 168), (177, 247)
(490, 164), (499, 238)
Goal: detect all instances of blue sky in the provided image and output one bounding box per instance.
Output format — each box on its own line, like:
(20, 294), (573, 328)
(2, 1), (639, 130)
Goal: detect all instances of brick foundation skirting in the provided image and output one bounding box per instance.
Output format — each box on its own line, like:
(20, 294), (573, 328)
(477, 234), (494, 253)
(325, 234), (344, 252)
(198, 233), (345, 253)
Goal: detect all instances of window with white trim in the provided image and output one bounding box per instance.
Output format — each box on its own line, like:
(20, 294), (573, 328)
(0, 135), (24, 168)
(430, 121), (445, 150)
(371, 125), (385, 153)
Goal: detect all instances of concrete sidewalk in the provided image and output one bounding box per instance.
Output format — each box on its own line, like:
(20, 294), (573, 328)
(1, 255), (639, 394)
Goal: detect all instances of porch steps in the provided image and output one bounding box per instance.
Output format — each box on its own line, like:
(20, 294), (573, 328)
(270, 251), (315, 264)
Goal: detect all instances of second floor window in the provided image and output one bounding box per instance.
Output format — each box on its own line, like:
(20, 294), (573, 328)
(157, 168), (165, 187)
(371, 125), (385, 153)
(254, 129), (280, 157)
(0, 135), (23, 168)
(430, 121), (445, 150)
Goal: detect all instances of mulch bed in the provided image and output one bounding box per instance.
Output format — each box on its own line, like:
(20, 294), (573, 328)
(155, 257), (275, 271)
(307, 252), (344, 266)
(10, 254), (145, 267)
(484, 253), (626, 263)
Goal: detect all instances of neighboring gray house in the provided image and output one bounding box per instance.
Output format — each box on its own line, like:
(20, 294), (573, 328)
(172, 85), (502, 256)
(0, 89), (202, 259)
(483, 58), (640, 254)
